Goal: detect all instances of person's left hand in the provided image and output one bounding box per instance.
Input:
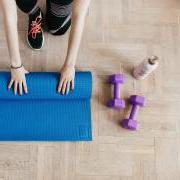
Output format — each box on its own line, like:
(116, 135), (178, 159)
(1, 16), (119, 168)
(58, 64), (75, 95)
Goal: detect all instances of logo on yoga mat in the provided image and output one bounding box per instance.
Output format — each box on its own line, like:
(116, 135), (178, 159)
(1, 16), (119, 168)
(79, 125), (91, 139)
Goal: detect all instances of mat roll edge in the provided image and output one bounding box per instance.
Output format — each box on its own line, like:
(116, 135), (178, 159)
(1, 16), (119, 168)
(0, 71), (93, 141)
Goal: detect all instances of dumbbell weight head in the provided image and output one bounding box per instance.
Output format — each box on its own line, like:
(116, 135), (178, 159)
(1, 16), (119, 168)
(108, 99), (126, 109)
(130, 95), (146, 107)
(109, 74), (125, 84)
(107, 74), (125, 109)
(121, 95), (146, 130)
(121, 118), (139, 130)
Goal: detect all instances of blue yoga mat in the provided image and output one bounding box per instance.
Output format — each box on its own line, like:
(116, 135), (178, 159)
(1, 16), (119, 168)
(0, 72), (92, 141)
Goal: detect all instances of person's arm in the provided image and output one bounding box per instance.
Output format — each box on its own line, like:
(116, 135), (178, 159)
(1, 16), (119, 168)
(0, 0), (28, 95)
(58, 0), (91, 95)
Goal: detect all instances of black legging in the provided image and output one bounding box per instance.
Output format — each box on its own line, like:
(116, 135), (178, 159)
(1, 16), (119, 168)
(15, 0), (38, 14)
(15, 0), (73, 35)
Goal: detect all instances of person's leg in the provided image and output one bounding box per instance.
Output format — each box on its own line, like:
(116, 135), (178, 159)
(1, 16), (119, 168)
(46, 0), (73, 35)
(15, 0), (44, 50)
(15, 0), (38, 14)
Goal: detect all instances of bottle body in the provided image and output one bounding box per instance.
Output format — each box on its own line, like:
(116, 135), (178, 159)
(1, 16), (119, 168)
(133, 56), (159, 80)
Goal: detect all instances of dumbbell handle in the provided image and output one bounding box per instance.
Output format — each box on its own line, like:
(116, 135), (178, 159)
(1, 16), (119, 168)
(129, 105), (140, 120)
(114, 83), (121, 99)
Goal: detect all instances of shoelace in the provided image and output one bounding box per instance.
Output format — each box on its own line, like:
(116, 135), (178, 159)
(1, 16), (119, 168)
(28, 16), (42, 39)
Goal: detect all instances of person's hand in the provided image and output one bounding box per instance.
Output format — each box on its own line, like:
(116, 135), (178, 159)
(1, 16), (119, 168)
(58, 64), (75, 95)
(8, 66), (29, 95)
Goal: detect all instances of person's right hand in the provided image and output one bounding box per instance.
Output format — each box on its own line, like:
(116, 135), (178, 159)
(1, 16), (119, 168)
(8, 66), (29, 95)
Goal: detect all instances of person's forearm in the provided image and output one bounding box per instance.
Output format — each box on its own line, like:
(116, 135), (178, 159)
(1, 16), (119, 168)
(0, 0), (21, 67)
(64, 0), (91, 67)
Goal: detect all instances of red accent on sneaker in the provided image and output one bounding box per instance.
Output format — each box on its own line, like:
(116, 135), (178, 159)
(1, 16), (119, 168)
(28, 16), (42, 39)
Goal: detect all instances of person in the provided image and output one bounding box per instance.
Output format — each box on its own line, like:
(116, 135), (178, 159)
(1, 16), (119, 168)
(0, 0), (91, 95)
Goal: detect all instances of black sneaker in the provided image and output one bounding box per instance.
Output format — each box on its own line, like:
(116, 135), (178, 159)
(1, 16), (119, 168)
(27, 8), (44, 50)
(46, 0), (72, 35)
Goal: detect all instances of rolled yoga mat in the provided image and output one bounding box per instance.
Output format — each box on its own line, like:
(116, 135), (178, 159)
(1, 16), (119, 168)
(0, 72), (92, 141)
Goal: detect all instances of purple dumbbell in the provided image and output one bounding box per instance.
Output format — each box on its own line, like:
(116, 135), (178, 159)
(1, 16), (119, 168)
(107, 74), (125, 109)
(121, 95), (146, 130)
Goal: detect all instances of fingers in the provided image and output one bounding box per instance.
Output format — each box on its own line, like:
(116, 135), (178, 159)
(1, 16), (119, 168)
(8, 67), (29, 95)
(14, 81), (18, 95)
(71, 79), (74, 90)
(58, 78), (74, 95)
(22, 79), (28, 94)
(62, 80), (67, 95)
(58, 78), (64, 93)
(8, 79), (28, 95)
(8, 79), (14, 89)
(65, 81), (70, 95)
(19, 81), (23, 96)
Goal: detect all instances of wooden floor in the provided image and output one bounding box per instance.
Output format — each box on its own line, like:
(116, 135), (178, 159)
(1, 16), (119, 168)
(0, 0), (180, 179)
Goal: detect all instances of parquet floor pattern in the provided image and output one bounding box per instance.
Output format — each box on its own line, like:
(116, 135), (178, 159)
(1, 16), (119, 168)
(0, 0), (180, 179)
